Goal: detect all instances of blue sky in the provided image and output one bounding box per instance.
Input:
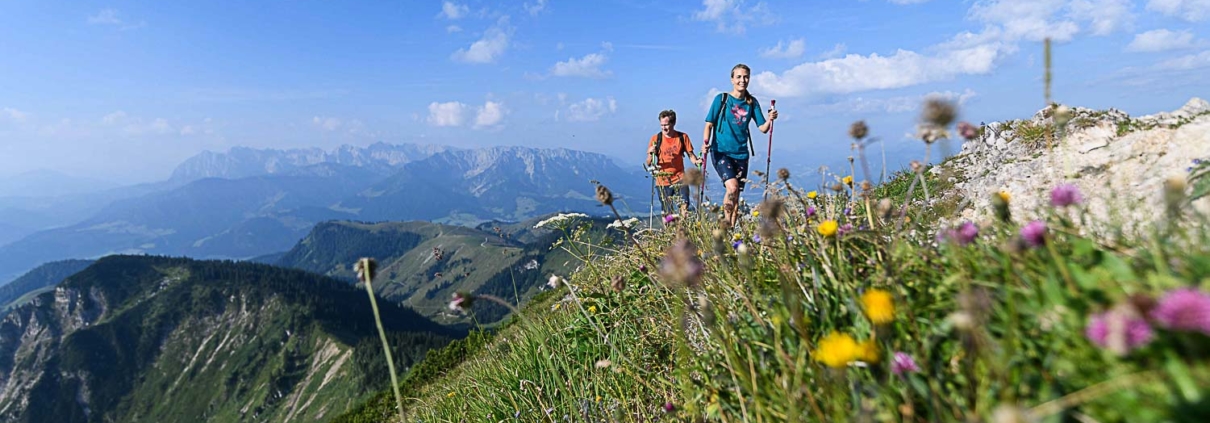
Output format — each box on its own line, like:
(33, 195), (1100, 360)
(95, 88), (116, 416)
(1, 0), (1208, 184)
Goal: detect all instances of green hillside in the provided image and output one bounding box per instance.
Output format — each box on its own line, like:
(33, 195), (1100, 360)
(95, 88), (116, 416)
(0, 259), (94, 312)
(0, 255), (460, 423)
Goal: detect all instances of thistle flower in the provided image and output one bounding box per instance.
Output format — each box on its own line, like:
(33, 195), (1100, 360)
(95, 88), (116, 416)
(1086, 307), (1154, 355)
(861, 289), (895, 324)
(595, 184), (614, 206)
(922, 98), (957, 127)
(891, 352), (919, 375)
(807, 190), (818, 199)
(1020, 220), (1047, 247)
(777, 167), (791, 181)
(684, 168), (704, 187)
(1049, 183), (1083, 207)
(838, 223), (854, 236)
(663, 402), (675, 413)
(805, 206), (817, 219)
(659, 238), (705, 288)
(957, 121), (978, 140)
(814, 332), (859, 368)
(449, 291), (474, 311)
(663, 214), (679, 224)
(1150, 288), (1210, 335)
(849, 120), (869, 140)
(817, 220), (839, 237)
(939, 221), (979, 246)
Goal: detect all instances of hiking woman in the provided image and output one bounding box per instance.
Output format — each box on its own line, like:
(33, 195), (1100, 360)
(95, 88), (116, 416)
(703, 63), (778, 229)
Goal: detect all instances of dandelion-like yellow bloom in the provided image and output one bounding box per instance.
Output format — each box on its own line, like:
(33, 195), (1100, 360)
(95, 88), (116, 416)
(752, 210), (760, 217)
(997, 190), (1011, 203)
(814, 332), (859, 368)
(733, 233), (743, 241)
(843, 175), (853, 186)
(807, 191), (818, 199)
(447, 391), (456, 398)
(588, 305), (598, 314)
(861, 289), (895, 324)
(857, 339), (880, 363)
(817, 220), (839, 237)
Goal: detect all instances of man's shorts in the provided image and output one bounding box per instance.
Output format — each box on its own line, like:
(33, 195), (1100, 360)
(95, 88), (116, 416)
(712, 154), (749, 193)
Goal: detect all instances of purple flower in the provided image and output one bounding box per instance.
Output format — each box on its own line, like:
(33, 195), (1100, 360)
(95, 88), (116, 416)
(956, 221), (979, 245)
(732, 240), (743, 249)
(805, 206), (817, 219)
(1086, 310), (1154, 353)
(1195, 158), (1203, 164)
(843, 207), (852, 216)
(663, 402), (675, 413)
(838, 223), (854, 236)
(663, 214), (679, 224)
(957, 121), (979, 140)
(1020, 220), (1047, 247)
(753, 234), (762, 244)
(891, 352), (919, 375)
(1050, 183), (1083, 207)
(1151, 288), (1210, 335)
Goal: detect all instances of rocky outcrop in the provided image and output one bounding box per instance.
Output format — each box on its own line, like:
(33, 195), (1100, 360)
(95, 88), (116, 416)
(942, 98), (1210, 234)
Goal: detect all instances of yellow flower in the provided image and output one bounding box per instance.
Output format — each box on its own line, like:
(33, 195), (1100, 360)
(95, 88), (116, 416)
(588, 305), (598, 314)
(553, 303), (561, 311)
(997, 190), (1011, 203)
(817, 220), (839, 237)
(733, 233), (742, 241)
(807, 190), (818, 199)
(861, 289), (895, 324)
(814, 332), (859, 368)
(857, 339), (880, 363)
(596, 396), (602, 403)
(843, 175), (853, 186)
(447, 391), (456, 398)
(752, 209), (760, 217)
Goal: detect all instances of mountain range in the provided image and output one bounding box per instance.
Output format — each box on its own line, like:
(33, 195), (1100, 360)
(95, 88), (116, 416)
(0, 143), (649, 284)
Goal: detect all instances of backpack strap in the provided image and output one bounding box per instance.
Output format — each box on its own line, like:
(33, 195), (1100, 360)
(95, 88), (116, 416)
(652, 132), (663, 166)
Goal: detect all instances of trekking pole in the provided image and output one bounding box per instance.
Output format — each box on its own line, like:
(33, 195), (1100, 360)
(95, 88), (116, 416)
(763, 99), (776, 201)
(647, 153), (658, 226)
(700, 137), (710, 210)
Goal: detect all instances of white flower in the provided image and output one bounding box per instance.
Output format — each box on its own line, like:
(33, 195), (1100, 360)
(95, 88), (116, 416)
(547, 275), (564, 289)
(606, 217), (640, 231)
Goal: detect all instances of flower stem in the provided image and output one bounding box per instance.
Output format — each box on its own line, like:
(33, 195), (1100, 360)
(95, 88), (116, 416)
(360, 259), (406, 422)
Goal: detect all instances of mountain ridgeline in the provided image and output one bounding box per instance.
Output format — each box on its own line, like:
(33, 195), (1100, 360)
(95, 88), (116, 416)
(0, 143), (649, 284)
(0, 255), (460, 423)
(0, 259), (94, 312)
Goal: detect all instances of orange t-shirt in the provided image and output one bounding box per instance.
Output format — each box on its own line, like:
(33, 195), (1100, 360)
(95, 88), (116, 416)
(648, 132), (695, 186)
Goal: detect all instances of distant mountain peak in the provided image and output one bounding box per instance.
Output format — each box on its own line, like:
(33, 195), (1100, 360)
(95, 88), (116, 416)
(169, 142), (457, 182)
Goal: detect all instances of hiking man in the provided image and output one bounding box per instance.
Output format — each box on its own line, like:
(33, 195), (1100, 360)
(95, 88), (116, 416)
(703, 63), (778, 229)
(647, 109), (701, 216)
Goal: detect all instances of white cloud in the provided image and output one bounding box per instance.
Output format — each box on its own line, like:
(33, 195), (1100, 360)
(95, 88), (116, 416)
(474, 101), (507, 128)
(427, 101), (468, 126)
(889, 0), (932, 4)
(179, 125), (196, 136)
(1069, 0), (1134, 35)
(820, 43), (847, 59)
(700, 88), (724, 112)
(752, 43), (1012, 98)
(1154, 49), (1210, 70)
(1147, 0), (1210, 21)
(563, 97), (617, 122)
(447, 25), (463, 33)
(439, 1), (469, 19)
(101, 111), (128, 125)
(87, 9), (122, 25)
(1127, 29), (1198, 52)
(816, 89), (977, 114)
(552, 52), (611, 78)
(693, 0), (776, 34)
(451, 19), (512, 64)
(525, 0), (550, 15)
(121, 117), (172, 136)
(312, 116), (342, 131)
(968, 0), (1080, 43)
(2, 107), (29, 122)
(759, 39), (806, 59)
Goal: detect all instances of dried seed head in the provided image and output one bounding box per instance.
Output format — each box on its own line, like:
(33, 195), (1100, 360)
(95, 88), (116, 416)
(659, 238), (704, 288)
(848, 120), (869, 140)
(595, 184), (614, 206)
(757, 197), (785, 221)
(1053, 104), (1073, 127)
(354, 258), (377, 282)
(1164, 176), (1188, 217)
(922, 98), (957, 127)
(611, 275), (625, 292)
(830, 183), (844, 193)
(777, 167), (790, 181)
(910, 160), (923, 173)
(860, 180), (873, 192)
(684, 168), (704, 187)
(848, 156), (855, 164)
(877, 198), (893, 220)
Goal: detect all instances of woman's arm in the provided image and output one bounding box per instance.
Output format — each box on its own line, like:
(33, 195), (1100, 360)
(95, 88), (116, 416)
(702, 122), (714, 148)
(757, 109), (778, 133)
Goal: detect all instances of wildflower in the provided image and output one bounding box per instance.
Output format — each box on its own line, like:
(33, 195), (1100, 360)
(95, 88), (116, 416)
(1020, 220), (1047, 247)
(595, 184), (614, 206)
(861, 289), (895, 324)
(639, 264), (648, 273)
(449, 291), (473, 311)
(992, 190), (1011, 222)
(732, 240), (743, 250)
(805, 206), (817, 219)
(849, 120), (869, 140)
(838, 223), (854, 236)
(534, 213), (590, 229)
(751, 209), (760, 218)
(607, 217), (639, 231)
(1049, 183), (1083, 207)
(939, 221), (979, 246)
(753, 234), (762, 244)
(922, 98), (957, 127)
(547, 275), (564, 289)
(777, 167), (791, 181)
(447, 391), (456, 398)
(807, 190), (818, 199)
(857, 339), (880, 363)
(814, 332), (859, 368)
(663, 402), (675, 413)
(957, 121), (978, 140)
(732, 233), (742, 241)
(736, 242), (749, 256)
(588, 305), (598, 314)
(1164, 176), (1187, 218)
(1150, 288), (1210, 335)
(595, 359), (612, 368)
(817, 220), (839, 237)
(891, 352), (920, 375)
(1086, 308), (1153, 355)
(663, 214), (679, 224)
(843, 175), (853, 186)
(659, 238), (705, 288)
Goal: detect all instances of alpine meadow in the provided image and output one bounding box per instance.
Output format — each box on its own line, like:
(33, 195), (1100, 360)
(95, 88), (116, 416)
(2, 1), (1210, 423)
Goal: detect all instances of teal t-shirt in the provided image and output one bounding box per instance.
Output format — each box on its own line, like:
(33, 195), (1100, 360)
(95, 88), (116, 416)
(705, 93), (766, 160)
